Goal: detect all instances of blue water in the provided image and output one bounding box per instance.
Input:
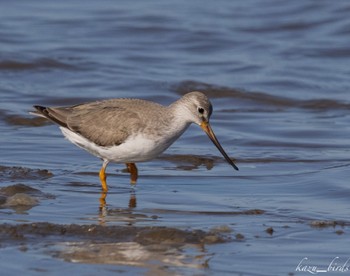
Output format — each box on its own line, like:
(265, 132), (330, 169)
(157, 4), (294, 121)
(1, 1), (350, 275)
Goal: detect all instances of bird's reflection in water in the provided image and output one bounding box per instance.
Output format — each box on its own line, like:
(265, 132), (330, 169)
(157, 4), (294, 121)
(128, 191), (137, 208)
(98, 189), (137, 225)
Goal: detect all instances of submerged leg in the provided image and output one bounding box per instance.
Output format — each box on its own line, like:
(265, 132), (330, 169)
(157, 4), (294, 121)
(99, 160), (109, 192)
(126, 163), (138, 184)
(99, 191), (107, 210)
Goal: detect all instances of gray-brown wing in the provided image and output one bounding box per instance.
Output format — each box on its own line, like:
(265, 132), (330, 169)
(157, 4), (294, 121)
(50, 100), (146, 147)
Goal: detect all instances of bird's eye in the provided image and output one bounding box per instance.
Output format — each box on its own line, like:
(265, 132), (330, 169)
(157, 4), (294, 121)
(198, 107), (204, 114)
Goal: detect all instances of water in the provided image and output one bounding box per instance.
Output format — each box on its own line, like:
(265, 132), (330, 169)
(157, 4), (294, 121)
(1, 1), (350, 275)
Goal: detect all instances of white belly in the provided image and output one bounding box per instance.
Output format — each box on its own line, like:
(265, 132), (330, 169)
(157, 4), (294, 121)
(60, 127), (178, 163)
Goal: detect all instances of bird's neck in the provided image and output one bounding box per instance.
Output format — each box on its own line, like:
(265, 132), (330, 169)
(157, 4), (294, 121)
(165, 101), (193, 140)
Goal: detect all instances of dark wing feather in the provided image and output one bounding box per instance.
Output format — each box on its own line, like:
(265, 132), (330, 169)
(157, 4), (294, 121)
(33, 105), (68, 128)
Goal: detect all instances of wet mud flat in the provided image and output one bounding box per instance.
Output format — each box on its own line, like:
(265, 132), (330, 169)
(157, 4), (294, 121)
(0, 222), (229, 269)
(0, 166), (234, 273)
(0, 167), (54, 212)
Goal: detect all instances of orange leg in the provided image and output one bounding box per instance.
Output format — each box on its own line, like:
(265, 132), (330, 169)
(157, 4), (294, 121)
(126, 163), (138, 184)
(99, 160), (109, 192)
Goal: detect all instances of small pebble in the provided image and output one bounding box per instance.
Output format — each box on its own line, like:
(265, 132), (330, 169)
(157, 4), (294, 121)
(265, 227), (274, 235)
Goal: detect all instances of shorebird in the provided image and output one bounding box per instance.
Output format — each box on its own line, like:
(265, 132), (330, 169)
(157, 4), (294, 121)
(32, 92), (238, 191)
